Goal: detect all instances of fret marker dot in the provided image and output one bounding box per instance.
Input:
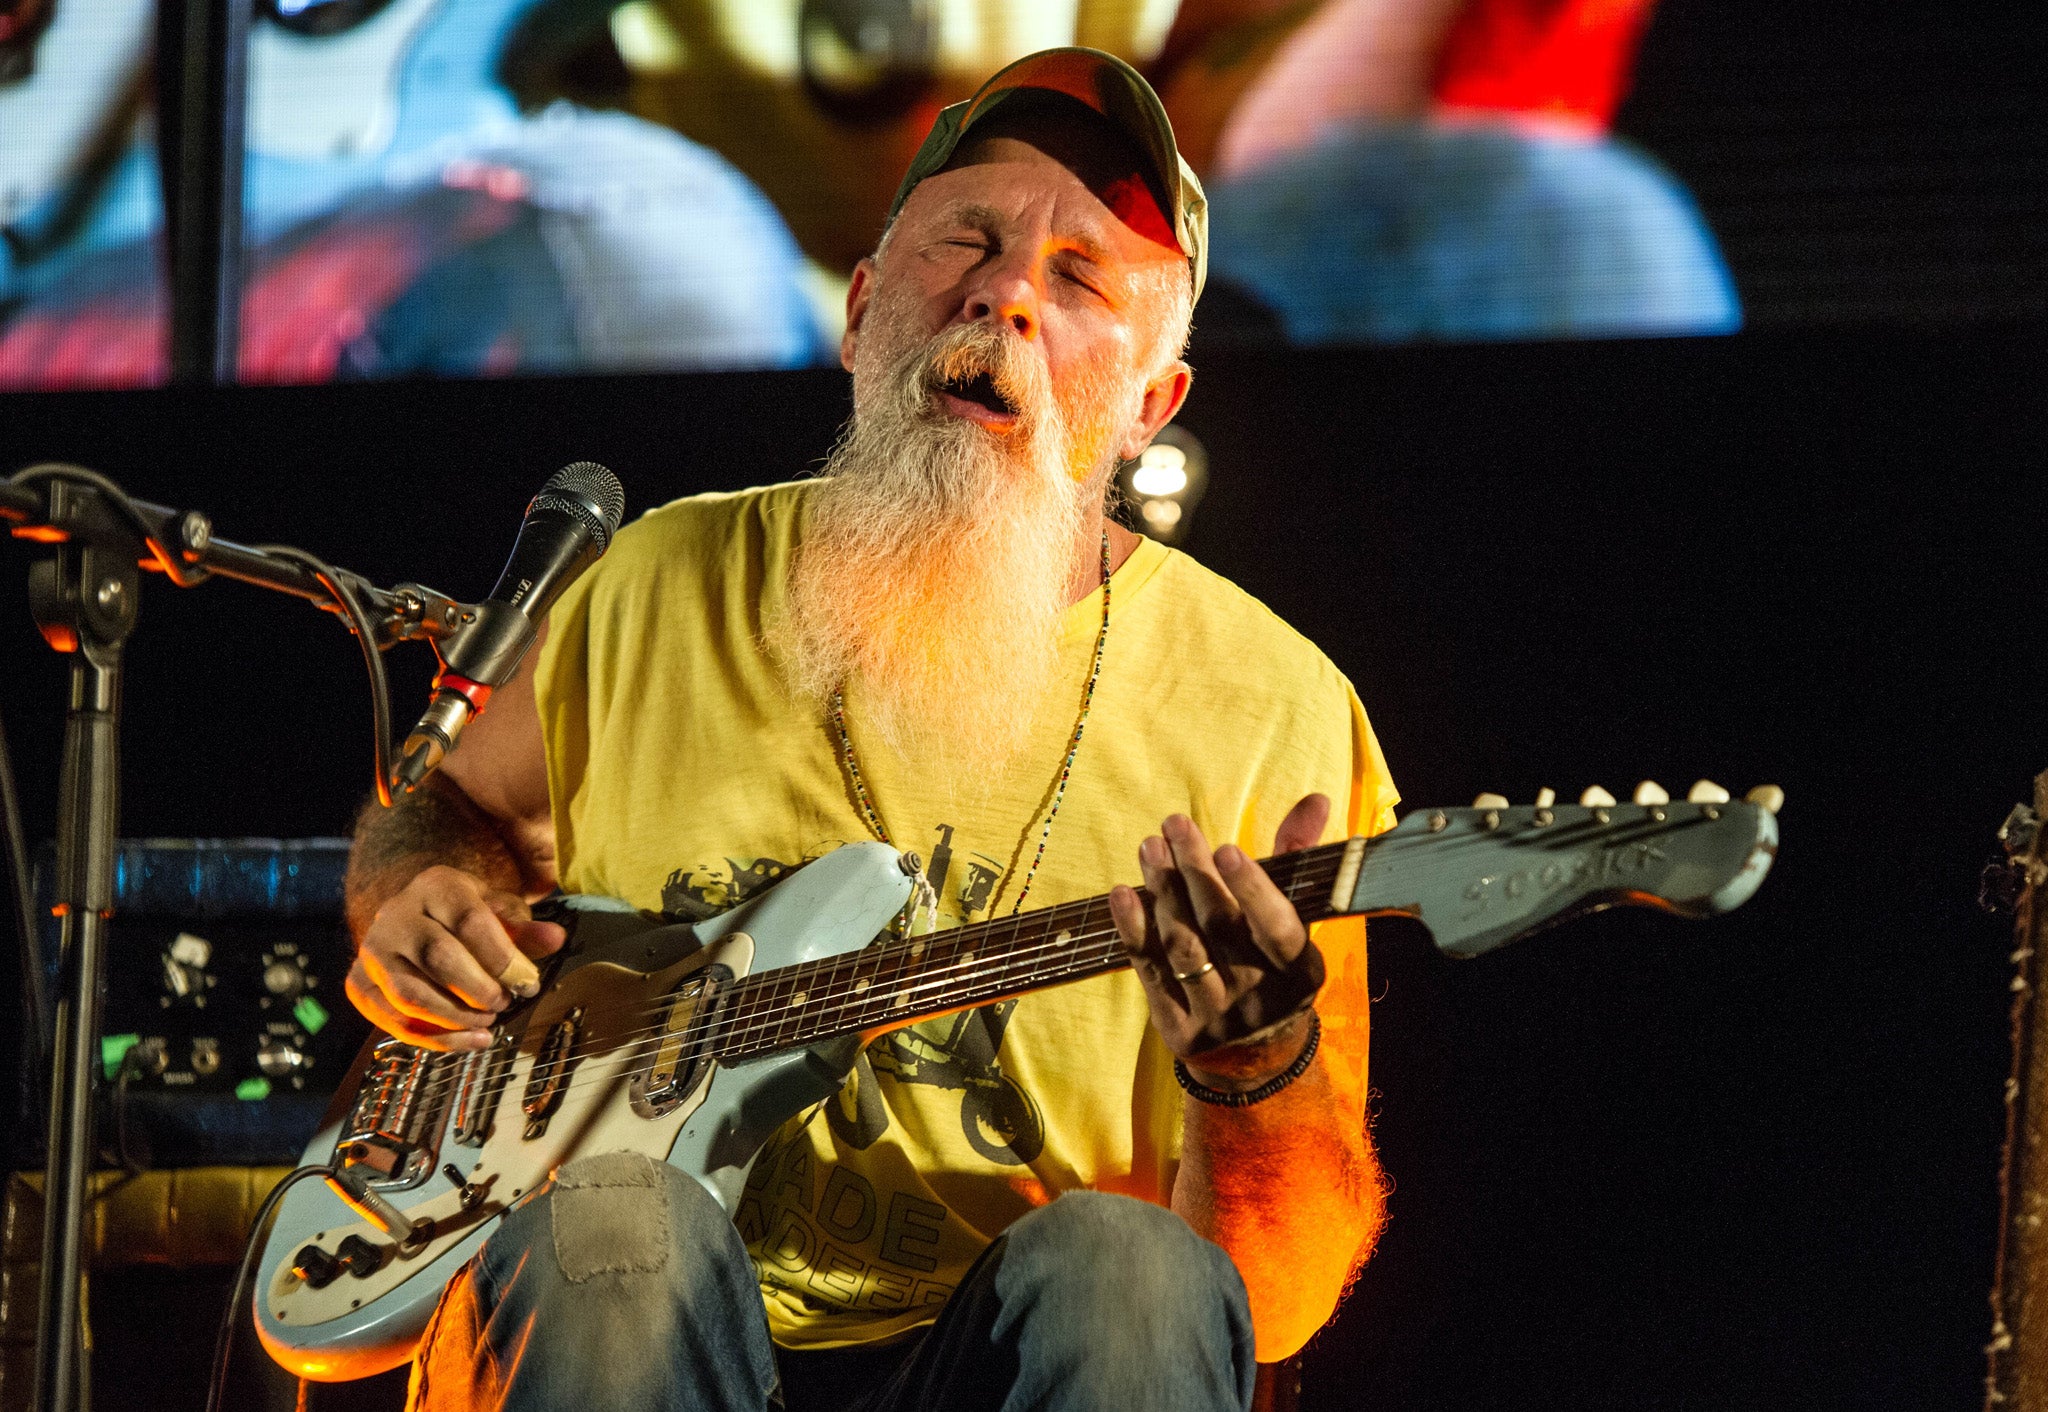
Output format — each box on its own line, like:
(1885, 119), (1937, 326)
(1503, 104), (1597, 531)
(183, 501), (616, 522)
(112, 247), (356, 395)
(910, 942), (925, 959)
(853, 978), (870, 993)
(960, 951), (974, 965)
(895, 991), (910, 1007)
(790, 991), (807, 1007)
(1056, 930), (1072, 945)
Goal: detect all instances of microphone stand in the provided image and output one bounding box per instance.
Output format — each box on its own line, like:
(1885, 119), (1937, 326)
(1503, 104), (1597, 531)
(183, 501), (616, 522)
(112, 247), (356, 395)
(0, 467), (472, 1412)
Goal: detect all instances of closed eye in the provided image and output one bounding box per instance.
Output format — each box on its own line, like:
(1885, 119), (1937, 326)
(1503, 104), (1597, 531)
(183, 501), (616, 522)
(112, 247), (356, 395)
(1055, 265), (1107, 300)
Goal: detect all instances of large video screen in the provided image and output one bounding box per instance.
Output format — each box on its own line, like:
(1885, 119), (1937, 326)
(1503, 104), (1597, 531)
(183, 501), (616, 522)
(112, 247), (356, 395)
(0, 0), (1830, 389)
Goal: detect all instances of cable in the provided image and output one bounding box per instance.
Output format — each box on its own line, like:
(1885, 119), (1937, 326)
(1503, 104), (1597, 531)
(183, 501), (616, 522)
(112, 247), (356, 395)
(206, 1165), (332, 1412)
(0, 704), (46, 1079)
(254, 545), (397, 808)
(110, 1053), (147, 1177)
(9, 462), (213, 587)
(7, 464), (400, 806)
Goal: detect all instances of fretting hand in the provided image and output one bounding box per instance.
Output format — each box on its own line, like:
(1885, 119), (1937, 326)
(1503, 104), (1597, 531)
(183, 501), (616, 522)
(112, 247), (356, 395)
(1108, 794), (1331, 1088)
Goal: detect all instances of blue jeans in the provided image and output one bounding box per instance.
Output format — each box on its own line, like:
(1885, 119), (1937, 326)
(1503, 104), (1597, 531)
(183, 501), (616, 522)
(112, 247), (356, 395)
(407, 1151), (1257, 1412)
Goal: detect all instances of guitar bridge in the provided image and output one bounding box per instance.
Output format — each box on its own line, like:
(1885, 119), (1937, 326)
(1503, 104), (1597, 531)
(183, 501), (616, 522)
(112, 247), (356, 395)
(331, 1039), (455, 1190)
(629, 966), (732, 1118)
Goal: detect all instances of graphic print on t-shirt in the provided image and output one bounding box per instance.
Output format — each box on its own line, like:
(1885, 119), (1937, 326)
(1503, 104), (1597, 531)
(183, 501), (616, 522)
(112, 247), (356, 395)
(660, 854), (796, 920)
(658, 822), (1045, 1165)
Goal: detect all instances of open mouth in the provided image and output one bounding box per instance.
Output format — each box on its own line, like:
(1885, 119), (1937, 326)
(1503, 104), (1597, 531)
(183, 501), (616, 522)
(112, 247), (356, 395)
(933, 369), (1018, 419)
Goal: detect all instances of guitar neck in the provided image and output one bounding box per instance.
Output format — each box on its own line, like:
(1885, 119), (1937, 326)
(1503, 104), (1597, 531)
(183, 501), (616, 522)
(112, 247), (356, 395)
(711, 840), (1356, 1062)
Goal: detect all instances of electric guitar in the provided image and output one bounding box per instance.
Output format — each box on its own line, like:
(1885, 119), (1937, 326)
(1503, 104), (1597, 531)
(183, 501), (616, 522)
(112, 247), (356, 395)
(254, 784), (1782, 1379)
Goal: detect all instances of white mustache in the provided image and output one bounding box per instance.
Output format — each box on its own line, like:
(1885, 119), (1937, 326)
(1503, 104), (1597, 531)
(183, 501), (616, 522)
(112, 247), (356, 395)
(904, 322), (1055, 434)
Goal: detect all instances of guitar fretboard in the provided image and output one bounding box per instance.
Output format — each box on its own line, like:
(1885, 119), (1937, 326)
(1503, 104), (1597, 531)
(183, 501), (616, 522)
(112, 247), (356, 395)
(695, 840), (1354, 1063)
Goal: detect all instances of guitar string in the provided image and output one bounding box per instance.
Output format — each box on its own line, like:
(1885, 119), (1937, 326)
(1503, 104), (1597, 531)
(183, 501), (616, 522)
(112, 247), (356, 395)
(357, 810), (1719, 1120)
(401, 848), (1348, 1065)
(654, 843), (1349, 1044)
(379, 914), (1341, 1125)
(370, 921), (1143, 1116)
(373, 858), (1350, 1112)
(383, 912), (1257, 1120)
(563, 855), (1343, 1055)
(363, 859), (1352, 1114)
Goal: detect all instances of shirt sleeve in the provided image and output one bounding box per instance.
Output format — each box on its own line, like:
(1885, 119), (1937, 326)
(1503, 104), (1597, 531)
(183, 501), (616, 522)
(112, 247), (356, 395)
(1311, 677), (1398, 1116)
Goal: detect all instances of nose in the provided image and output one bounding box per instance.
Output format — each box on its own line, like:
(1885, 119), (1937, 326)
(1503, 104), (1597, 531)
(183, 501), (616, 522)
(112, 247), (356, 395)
(958, 251), (1040, 341)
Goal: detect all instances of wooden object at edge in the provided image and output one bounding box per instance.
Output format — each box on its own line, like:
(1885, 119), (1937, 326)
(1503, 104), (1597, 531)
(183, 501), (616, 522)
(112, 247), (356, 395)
(1989, 771), (2048, 1408)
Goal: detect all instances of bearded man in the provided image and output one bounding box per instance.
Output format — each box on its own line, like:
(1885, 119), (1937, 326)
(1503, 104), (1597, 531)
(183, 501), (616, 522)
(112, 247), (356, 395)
(343, 47), (1399, 1412)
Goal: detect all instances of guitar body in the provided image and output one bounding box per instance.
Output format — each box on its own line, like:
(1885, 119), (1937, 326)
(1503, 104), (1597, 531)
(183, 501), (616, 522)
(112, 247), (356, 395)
(254, 841), (914, 1381)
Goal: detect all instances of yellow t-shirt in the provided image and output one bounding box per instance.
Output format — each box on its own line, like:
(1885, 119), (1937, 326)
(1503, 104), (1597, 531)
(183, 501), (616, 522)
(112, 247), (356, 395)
(535, 480), (1398, 1349)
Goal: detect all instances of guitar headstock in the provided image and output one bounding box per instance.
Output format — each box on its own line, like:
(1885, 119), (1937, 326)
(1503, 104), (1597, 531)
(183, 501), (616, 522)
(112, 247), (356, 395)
(1346, 780), (1781, 959)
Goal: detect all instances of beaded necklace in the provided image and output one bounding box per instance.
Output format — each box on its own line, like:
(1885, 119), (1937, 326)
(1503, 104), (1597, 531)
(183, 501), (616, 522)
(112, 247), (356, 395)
(830, 529), (1113, 919)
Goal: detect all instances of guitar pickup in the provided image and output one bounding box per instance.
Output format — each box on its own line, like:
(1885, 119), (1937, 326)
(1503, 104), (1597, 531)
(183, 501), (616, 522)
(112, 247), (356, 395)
(520, 1007), (585, 1141)
(630, 966), (731, 1119)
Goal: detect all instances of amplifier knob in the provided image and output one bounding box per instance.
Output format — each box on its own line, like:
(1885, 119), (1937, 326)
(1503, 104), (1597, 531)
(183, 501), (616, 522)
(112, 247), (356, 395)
(257, 1037), (308, 1078)
(263, 959), (306, 997)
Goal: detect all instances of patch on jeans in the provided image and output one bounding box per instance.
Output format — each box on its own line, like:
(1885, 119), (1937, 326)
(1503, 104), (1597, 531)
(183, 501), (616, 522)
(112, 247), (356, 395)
(550, 1151), (673, 1282)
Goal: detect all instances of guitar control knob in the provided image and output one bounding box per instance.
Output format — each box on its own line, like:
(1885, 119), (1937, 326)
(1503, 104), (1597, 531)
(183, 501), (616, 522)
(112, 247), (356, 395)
(292, 1243), (342, 1289)
(263, 958), (307, 997)
(1633, 781), (1670, 806)
(1687, 780), (1732, 805)
(1580, 786), (1617, 808)
(1471, 793), (1509, 810)
(335, 1233), (383, 1279)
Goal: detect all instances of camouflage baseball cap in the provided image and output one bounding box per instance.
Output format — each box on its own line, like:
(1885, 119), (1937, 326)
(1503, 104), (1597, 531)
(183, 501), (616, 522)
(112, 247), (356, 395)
(887, 47), (1208, 302)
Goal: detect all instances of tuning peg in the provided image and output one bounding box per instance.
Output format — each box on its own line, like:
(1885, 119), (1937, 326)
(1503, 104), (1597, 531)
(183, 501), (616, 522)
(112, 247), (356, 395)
(1534, 788), (1556, 809)
(1744, 784), (1785, 815)
(1579, 786), (1616, 808)
(1633, 781), (1670, 806)
(1472, 792), (1509, 810)
(1687, 780), (1731, 804)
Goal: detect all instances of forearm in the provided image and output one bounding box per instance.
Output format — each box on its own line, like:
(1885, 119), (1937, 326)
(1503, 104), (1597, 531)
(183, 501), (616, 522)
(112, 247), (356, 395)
(343, 777), (531, 942)
(1171, 1030), (1386, 1359)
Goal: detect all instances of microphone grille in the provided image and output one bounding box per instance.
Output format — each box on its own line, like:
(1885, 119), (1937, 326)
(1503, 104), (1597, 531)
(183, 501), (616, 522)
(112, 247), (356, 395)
(536, 461), (627, 550)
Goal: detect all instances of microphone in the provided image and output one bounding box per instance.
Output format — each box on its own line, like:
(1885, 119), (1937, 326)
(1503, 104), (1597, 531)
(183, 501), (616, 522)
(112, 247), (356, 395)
(392, 462), (625, 794)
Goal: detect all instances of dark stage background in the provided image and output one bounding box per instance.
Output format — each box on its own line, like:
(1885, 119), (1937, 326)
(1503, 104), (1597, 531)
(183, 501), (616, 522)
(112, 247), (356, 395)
(1, 322), (2042, 1408)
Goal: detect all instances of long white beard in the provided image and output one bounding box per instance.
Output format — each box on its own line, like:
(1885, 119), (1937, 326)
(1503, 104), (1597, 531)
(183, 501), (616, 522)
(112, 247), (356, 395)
(777, 315), (1133, 782)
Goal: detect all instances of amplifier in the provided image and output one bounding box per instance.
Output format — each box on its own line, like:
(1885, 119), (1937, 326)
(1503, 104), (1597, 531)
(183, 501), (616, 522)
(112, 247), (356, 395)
(21, 839), (371, 1167)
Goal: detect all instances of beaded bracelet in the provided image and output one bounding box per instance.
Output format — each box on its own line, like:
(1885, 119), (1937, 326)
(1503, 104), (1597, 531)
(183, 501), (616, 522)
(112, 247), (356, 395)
(1173, 1012), (1321, 1108)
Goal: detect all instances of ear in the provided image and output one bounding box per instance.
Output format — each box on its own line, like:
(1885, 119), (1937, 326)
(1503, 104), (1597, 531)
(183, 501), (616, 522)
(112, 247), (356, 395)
(840, 258), (877, 373)
(1118, 360), (1193, 462)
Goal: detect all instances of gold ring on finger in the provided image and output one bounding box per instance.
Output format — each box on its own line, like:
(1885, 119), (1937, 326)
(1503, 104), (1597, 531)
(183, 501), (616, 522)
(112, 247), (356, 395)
(1172, 961), (1216, 983)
